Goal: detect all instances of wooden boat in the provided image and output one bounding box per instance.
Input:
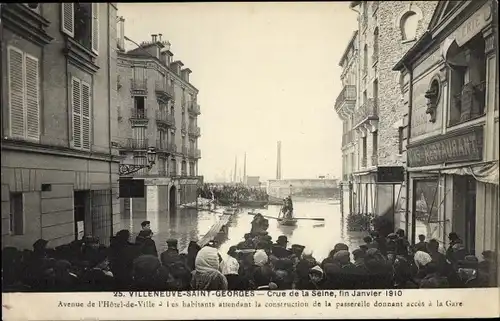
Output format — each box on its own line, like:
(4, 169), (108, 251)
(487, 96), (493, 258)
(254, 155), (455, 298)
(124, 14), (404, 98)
(277, 217), (298, 226)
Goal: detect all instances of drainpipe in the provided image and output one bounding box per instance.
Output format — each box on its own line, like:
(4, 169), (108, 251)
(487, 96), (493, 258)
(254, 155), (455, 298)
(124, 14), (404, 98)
(107, 3), (114, 243)
(403, 63), (414, 245)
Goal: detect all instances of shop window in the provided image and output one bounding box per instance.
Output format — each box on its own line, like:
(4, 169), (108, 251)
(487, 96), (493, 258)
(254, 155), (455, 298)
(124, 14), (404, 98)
(449, 34), (487, 126)
(10, 192), (24, 235)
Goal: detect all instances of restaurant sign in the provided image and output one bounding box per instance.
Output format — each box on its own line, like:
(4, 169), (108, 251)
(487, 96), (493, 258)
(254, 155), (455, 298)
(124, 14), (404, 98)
(407, 127), (483, 168)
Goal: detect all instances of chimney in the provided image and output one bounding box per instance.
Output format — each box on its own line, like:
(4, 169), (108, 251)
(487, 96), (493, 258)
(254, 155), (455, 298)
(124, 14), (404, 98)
(158, 34), (162, 42)
(117, 17), (125, 51)
(151, 34), (157, 42)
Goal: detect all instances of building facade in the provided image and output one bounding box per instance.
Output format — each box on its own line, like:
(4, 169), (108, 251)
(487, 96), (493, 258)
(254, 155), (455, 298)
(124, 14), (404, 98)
(116, 27), (202, 222)
(336, 1), (437, 234)
(1, 3), (120, 249)
(393, 0), (498, 264)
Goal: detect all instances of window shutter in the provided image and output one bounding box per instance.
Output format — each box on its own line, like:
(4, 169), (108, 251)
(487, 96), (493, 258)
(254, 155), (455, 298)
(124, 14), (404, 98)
(72, 77), (82, 148)
(25, 55), (40, 141)
(81, 82), (91, 150)
(8, 47), (25, 139)
(61, 3), (74, 37)
(91, 3), (99, 54)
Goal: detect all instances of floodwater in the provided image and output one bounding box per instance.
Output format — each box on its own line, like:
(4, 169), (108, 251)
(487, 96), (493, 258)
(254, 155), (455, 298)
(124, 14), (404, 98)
(120, 198), (365, 261)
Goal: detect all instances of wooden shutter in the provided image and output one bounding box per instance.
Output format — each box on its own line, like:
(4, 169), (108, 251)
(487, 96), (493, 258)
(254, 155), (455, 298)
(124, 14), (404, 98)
(8, 47), (25, 139)
(81, 82), (91, 150)
(72, 77), (82, 148)
(61, 3), (74, 37)
(25, 55), (40, 140)
(91, 3), (99, 54)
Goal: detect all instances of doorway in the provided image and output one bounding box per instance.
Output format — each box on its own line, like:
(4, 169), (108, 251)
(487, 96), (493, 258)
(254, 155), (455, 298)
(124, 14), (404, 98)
(169, 185), (177, 214)
(74, 190), (90, 240)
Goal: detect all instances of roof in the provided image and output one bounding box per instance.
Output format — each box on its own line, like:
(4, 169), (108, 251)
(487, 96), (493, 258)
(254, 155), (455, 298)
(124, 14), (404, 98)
(182, 68), (192, 73)
(338, 30), (359, 67)
(392, 31), (432, 71)
(171, 60), (184, 66)
(349, 1), (361, 9)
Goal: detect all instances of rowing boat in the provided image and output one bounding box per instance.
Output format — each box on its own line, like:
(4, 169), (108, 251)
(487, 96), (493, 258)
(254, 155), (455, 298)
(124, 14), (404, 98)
(277, 217), (298, 226)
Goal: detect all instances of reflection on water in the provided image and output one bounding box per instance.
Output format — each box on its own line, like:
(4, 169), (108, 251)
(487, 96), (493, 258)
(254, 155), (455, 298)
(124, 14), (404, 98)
(120, 199), (365, 261)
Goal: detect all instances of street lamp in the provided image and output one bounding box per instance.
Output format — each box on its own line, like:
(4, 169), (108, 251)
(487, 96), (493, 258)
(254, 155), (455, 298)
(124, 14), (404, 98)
(119, 147), (157, 175)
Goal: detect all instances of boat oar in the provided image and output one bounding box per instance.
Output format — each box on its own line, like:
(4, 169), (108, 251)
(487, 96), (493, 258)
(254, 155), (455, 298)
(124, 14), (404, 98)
(293, 217), (325, 221)
(247, 212), (280, 220)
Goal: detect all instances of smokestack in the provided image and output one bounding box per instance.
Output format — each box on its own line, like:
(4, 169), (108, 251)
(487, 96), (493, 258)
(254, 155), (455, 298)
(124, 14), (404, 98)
(243, 152), (247, 184)
(276, 141), (282, 180)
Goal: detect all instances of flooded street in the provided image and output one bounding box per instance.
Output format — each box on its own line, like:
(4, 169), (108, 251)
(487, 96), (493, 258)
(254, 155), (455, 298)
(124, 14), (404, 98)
(121, 198), (365, 261)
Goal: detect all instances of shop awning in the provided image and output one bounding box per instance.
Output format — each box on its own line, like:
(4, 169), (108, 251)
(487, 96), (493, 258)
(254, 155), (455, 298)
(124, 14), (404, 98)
(430, 161), (499, 186)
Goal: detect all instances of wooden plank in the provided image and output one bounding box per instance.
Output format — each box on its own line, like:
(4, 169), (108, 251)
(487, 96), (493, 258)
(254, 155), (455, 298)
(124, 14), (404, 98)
(197, 214), (232, 247)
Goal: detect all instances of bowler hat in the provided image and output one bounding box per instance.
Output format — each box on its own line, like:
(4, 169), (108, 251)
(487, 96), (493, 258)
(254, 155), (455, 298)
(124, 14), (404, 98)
(277, 235), (288, 244)
(166, 238), (178, 246)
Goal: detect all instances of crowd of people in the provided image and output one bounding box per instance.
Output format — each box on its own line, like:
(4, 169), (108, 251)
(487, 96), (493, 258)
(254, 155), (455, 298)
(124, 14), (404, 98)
(198, 184), (269, 204)
(2, 217), (497, 292)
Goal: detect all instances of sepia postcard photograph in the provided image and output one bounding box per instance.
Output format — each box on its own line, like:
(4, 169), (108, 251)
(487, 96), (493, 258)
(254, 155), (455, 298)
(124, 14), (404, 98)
(1, 1), (499, 320)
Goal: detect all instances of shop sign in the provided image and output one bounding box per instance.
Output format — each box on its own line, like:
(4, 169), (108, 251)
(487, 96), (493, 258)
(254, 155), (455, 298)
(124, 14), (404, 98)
(407, 127), (483, 167)
(452, 3), (492, 47)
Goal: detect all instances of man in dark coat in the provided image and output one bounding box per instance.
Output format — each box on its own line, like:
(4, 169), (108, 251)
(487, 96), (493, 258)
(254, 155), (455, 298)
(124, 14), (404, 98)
(160, 239), (181, 268)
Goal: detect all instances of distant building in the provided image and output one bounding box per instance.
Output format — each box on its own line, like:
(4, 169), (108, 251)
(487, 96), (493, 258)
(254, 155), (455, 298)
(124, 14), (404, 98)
(1, 4), (120, 249)
(116, 22), (202, 215)
(246, 176), (261, 188)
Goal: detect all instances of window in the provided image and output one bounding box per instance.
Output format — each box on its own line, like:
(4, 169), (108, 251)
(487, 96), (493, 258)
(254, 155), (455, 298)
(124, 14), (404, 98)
(449, 34), (487, 126)
(132, 126), (146, 148)
(400, 11), (418, 41)
(398, 127), (404, 154)
(361, 136), (367, 167)
(71, 77), (91, 150)
(133, 156), (147, 176)
(373, 27), (379, 63)
(7, 47), (40, 141)
(372, 131), (378, 166)
(61, 3), (99, 54)
(133, 96), (145, 118)
(10, 192), (24, 235)
(373, 79), (379, 110)
(363, 45), (368, 76)
(171, 159), (177, 176)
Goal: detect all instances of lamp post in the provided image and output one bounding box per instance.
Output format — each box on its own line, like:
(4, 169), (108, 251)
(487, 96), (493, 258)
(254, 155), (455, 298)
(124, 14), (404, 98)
(119, 147), (157, 176)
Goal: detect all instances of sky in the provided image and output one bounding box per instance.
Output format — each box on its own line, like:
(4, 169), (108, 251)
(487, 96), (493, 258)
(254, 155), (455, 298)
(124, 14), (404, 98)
(118, 2), (358, 182)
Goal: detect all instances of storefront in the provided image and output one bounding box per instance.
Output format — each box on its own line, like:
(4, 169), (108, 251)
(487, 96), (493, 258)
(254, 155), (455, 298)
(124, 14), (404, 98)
(394, 0), (498, 258)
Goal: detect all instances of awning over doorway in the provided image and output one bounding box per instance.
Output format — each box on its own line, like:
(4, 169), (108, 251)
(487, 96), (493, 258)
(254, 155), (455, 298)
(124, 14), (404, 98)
(429, 161), (499, 185)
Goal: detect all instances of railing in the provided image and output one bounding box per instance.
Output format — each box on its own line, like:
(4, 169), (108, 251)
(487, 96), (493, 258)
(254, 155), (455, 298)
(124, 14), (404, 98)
(131, 79), (147, 91)
(188, 126), (201, 137)
(353, 99), (378, 128)
(188, 101), (201, 115)
(124, 138), (148, 150)
(335, 85), (356, 112)
(155, 110), (175, 126)
(130, 108), (147, 119)
(154, 80), (175, 98)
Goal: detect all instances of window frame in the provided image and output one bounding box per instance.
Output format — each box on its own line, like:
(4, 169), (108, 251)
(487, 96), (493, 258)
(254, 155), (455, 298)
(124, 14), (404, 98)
(7, 45), (41, 142)
(61, 3), (99, 55)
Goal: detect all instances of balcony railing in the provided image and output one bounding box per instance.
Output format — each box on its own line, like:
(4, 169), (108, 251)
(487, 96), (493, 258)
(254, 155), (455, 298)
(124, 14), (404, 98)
(335, 85), (356, 113)
(131, 79), (147, 92)
(155, 80), (175, 99)
(123, 138), (148, 150)
(188, 126), (201, 137)
(155, 110), (175, 126)
(189, 149), (201, 159)
(188, 102), (201, 115)
(353, 99), (378, 128)
(130, 108), (147, 119)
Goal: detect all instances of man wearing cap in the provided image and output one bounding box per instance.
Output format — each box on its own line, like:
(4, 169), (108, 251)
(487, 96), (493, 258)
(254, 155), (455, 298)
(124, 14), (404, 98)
(160, 238), (181, 267)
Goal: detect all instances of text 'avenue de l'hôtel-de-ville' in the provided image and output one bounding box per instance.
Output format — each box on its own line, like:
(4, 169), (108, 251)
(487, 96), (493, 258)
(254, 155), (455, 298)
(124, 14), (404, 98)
(337, 1), (498, 264)
(1, 3), (201, 249)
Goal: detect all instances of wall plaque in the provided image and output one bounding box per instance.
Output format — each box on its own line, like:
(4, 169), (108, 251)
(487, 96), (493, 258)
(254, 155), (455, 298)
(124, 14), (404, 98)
(407, 126), (483, 167)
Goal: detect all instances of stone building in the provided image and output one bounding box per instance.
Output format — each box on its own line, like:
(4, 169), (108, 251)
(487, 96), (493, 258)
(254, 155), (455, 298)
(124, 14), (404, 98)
(1, 4), (120, 249)
(393, 0), (498, 265)
(116, 23), (202, 227)
(336, 1), (437, 233)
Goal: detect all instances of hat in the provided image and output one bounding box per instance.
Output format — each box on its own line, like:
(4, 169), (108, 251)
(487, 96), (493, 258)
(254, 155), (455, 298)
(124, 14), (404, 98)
(277, 235), (288, 244)
(166, 238), (178, 247)
(33, 239), (48, 251)
(352, 248), (365, 258)
(141, 220), (151, 227)
(448, 232), (459, 240)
